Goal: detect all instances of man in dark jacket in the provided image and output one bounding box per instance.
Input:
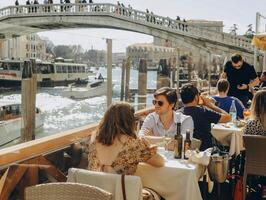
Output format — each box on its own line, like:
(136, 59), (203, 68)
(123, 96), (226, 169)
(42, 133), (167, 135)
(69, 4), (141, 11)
(221, 53), (260, 107)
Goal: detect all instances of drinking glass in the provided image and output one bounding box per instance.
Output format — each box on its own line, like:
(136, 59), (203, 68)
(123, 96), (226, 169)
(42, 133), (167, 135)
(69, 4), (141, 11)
(243, 109), (250, 120)
(164, 134), (172, 158)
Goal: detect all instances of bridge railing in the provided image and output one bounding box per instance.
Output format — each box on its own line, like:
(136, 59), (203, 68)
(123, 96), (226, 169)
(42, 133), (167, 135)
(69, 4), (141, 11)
(0, 3), (253, 51)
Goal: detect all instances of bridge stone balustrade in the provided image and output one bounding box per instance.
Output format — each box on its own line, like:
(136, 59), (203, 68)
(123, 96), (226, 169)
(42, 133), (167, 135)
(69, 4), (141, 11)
(0, 3), (253, 53)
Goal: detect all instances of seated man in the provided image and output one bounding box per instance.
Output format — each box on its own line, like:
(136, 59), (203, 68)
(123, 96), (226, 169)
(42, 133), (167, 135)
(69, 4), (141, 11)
(139, 87), (194, 137)
(213, 79), (245, 119)
(180, 83), (231, 151)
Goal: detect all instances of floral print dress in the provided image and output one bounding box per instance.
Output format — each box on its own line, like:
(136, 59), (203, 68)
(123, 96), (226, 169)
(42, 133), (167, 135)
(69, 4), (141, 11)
(87, 137), (156, 175)
(243, 119), (266, 136)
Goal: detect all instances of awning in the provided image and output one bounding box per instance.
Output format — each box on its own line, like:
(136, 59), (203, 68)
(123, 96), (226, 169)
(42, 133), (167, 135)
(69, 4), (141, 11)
(252, 33), (266, 50)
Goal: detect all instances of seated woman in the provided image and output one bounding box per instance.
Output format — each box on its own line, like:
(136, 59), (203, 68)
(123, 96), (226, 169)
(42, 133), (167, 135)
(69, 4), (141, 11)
(87, 102), (165, 175)
(243, 90), (266, 198)
(243, 90), (266, 136)
(260, 71), (266, 89)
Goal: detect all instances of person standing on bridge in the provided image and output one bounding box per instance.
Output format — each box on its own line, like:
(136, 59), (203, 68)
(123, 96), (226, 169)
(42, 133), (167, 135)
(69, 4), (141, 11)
(221, 53), (260, 108)
(15, 0), (19, 13)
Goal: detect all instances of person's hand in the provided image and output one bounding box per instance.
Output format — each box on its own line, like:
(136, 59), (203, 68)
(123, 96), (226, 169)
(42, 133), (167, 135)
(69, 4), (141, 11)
(201, 95), (215, 107)
(237, 84), (249, 90)
(149, 145), (158, 152)
(143, 128), (154, 136)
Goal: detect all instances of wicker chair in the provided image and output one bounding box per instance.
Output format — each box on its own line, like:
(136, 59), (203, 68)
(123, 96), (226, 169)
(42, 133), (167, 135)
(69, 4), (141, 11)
(243, 135), (266, 200)
(67, 168), (143, 200)
(25, 182), (112, 200)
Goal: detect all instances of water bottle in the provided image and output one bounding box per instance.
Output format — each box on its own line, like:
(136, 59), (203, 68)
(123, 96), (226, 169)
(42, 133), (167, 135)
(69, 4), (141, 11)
(229, 99), (237, 121)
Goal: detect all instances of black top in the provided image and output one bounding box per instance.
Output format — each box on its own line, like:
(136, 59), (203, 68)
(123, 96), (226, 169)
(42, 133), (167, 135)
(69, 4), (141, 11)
(224, 61), (257, 97)
(180, 106), (221, 150)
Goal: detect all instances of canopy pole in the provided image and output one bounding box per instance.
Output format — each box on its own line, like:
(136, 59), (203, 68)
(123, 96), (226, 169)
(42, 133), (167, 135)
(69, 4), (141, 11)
(263, 52), (266, 72)
(254, 12), (260, 72)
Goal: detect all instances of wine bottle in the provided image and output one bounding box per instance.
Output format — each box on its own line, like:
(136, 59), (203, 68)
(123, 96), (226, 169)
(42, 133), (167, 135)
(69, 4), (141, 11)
(174, 122), (183, 159)
(183, 129), (191, 159)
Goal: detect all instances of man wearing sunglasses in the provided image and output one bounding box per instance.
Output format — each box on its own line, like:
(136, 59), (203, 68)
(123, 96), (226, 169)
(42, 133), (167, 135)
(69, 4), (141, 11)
(139, 87), (193, 137)
(180, 83), (231, 151)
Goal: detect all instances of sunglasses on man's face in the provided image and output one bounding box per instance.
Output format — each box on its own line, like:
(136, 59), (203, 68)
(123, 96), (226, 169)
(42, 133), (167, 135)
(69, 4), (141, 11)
(152, 100), (164, 106)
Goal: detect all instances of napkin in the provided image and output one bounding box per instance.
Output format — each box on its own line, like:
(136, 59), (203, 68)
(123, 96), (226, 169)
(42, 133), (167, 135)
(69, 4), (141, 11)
(185, 148), (212, 166)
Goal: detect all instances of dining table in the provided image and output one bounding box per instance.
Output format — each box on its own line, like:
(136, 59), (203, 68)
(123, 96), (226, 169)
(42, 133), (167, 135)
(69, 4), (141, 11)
(135, 148), (203, 200)
(211, 122), (245, 156)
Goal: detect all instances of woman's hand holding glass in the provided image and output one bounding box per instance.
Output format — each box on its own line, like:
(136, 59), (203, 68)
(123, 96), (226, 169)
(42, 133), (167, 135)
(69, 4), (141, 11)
(243, 109), (250, 120)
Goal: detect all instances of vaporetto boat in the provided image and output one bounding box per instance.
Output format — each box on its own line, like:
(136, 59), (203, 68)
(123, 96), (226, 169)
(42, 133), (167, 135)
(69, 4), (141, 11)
(0, 58), (94, 87)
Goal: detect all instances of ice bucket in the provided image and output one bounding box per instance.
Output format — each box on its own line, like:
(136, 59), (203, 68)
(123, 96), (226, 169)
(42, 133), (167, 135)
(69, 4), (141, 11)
(207, 154), (229, 183)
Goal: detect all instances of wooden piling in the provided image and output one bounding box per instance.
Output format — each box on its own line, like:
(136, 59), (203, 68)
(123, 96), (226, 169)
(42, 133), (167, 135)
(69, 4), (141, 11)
(120, 59), (126, 101)
(188, 52), (193, 82)
(157, 59), (170, 89)
(106, 39), (112, 107)
(138, 59), (147, 110)
(175, 48), (180, 93)
(125, 57), (131, 101)
(21, 60), (37, 142)
(171, 57), (177, 88)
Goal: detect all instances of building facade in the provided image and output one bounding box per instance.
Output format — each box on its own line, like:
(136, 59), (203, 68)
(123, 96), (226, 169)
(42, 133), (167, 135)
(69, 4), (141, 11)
(0, 34), (46, 60)
(112, 52), (126, 67)
(85, 47), (106, 67)
(126, 43), (175, 70)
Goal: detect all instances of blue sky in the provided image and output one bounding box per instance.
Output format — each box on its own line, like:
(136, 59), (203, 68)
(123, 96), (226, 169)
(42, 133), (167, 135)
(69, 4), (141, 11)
(0, 0), (265, 52)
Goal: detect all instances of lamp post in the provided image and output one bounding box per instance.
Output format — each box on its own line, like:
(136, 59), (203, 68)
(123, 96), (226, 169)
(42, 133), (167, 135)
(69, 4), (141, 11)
(254, 12), (260, 72)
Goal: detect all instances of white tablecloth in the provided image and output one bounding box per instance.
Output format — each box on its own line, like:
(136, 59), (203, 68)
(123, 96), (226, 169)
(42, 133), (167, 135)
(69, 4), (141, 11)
(211, 123), (244, 156)
(135, 150), (202, 200)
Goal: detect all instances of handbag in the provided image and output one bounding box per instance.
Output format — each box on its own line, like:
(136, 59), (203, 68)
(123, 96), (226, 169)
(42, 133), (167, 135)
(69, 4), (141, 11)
(121, 175), (160, 200)
(234, 176), (243, 200)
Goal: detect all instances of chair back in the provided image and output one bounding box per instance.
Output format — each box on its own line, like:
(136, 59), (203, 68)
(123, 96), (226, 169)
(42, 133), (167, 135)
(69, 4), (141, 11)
(67, 168), (142, 200)
(243, 134), (266, 176)
(25, 182), (112, 200)
(191, 138), (202, 150)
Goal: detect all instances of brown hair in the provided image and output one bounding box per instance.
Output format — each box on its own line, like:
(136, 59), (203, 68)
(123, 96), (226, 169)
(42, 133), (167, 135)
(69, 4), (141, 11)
(154, 87), (177, 109)
(217, 79), (230, 93)
(97, 102), (137, 146)
(250, 90), (266, 130)
(231, 53), (243, 64)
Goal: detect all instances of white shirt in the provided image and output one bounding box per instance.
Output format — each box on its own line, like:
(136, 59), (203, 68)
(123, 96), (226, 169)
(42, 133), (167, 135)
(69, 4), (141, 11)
(139, 111), (194, 137)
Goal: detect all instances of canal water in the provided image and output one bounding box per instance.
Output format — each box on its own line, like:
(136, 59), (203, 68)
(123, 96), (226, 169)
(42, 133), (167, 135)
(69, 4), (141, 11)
(0, 68), (157, 142)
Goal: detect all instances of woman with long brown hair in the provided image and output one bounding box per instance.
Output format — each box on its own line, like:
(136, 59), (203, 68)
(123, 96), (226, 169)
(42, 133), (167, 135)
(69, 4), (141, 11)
(87, 102), (165, 175)
(243, 90), (266, 136)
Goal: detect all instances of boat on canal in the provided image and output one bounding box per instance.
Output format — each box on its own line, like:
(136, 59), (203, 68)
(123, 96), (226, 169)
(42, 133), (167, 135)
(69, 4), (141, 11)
(0, 100), (44, 147)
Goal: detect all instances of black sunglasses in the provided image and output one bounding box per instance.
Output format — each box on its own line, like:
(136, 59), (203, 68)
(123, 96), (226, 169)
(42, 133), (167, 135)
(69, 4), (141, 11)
(152, 100), (164, 106)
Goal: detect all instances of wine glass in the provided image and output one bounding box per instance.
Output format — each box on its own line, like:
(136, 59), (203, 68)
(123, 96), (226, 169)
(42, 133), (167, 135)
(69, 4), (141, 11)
(243, 109), (250, 121)
(164, 134), (172, 158)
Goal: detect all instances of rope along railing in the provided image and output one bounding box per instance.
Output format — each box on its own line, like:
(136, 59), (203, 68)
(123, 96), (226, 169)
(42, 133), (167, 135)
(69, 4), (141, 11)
(0, 3), (252, 51)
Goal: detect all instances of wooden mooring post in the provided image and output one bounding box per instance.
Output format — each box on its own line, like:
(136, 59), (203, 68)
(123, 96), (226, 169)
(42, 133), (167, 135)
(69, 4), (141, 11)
(120, 59), (126, 101)
(21, 60), (37, 142)
(138, 59), (147, 110)
(106, 39), (112, 107)
(157, 59), (171, 89)
(125, 57), (131, 101)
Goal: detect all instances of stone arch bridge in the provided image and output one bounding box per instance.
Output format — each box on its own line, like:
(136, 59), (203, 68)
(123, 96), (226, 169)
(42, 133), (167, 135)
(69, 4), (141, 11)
(0, 3), (261, 70)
